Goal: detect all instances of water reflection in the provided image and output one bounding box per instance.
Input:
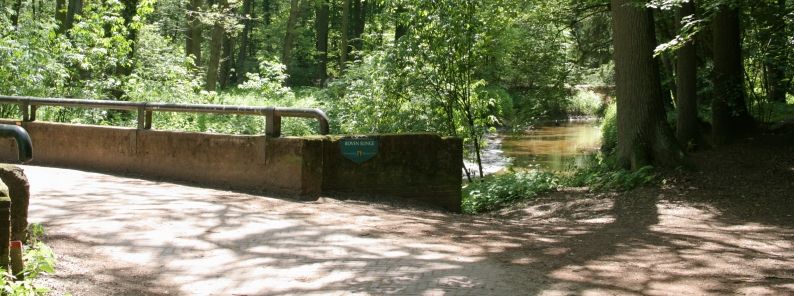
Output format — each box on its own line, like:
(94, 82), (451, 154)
(483, 121), (602, 174)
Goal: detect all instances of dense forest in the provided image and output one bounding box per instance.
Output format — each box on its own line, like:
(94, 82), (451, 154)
(0, 0), (792, 180)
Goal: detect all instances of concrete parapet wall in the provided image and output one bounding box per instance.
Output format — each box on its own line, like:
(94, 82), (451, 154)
(0, 121), (462, 211)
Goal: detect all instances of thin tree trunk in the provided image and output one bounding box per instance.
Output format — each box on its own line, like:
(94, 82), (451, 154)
(761, 0), (788, 102)
(281, 0), (302, 69)
(63, 0), (82, 34)
(350, 0), (365, 52)
(315, 0), (330, 85)
(119, 0), (139, 76)
(55, 0), (66, 28)
(205, 0), (227, 91)
(394, 5), (407, 44)
(612, 0), (683, 170)
(219, 35), (234, 89)
(675, 1), (700, 148)
(11, 0), (22, 27)
(262, 0), (272, 26)
(235, 0), (253, 84)
(340, 0), (351, 71)
(711, 3), (755, 145)
(186, 0), (203, 66)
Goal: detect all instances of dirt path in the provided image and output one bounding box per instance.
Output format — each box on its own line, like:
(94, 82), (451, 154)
(25, 130), (794, 295)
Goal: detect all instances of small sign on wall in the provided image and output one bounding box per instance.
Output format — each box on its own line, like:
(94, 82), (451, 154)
(340, 138), (378, 164)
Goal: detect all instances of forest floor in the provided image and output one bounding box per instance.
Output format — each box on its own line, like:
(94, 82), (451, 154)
(27, 125), (794, 295)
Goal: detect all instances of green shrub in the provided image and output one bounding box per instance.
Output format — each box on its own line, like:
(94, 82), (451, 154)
(462, 171), (558, 214)
(600, 102), (617, 153)
(561, 154), (656, 191)
(567, 90), (602, 116)
(0, 223), (57, 295)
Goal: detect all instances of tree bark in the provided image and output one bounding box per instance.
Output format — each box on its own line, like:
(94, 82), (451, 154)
(281, 0), (302, 68)
(675, 1), (701, 149)
(205, 0), (227, 91)
(219, 35), (234, 89)
(235, 0), (254, 83)
(711, 3), (755, 145)
(760, 0), (788, 102)
(611, 0), (683, 170)
(350, 0), (366, 52)
(315, 0), (330, 84)
(55, 0), (66, 29)
(11, 0), (22, 27)
(262, 0), (272, 26)
(186, 0), (203, 66)
(63, 0), (82, 34)
(340, 0), (351, 71)
(394, 5), (407, 44)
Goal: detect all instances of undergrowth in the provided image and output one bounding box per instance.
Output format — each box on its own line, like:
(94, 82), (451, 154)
(0, 223), (57, 296)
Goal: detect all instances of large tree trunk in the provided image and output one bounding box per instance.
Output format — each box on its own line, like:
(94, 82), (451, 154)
(340, 0), (351, 72)
(314, 0), (330, 85)
(205, 0), (227, 91)
(711, 4), (755, 145)
(675, 1), (701, 148)
(186, 0), (203, 66)
(611, 0), (683, 170)
(235, 0), (254, 83)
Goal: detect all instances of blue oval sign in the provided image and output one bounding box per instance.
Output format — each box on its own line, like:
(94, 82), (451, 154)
(340, 138), (378, 164)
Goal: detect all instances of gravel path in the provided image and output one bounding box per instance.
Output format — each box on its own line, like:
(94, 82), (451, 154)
(23, 131), (794, 296)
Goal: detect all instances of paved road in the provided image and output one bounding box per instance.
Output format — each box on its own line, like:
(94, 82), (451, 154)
(23, 165), (794, 296)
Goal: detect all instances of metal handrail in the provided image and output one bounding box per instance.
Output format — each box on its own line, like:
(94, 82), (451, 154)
(0, 95), (330, 137)
(0, 125), (32, 163)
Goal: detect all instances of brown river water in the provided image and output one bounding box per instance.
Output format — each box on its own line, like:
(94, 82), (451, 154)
(468, 121), (602, 175)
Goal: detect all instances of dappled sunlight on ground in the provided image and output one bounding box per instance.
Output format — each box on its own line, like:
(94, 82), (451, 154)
(23, 150), (794, 296)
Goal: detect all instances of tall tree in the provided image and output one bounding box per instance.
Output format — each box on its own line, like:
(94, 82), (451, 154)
(711, 3), (755, 144)
(340, 0), (351, 71)
(611, 0), (683, 169)
(11, 0), (22, 27)
(281, 0), (304, 70)
(55, 0), (66, 28)
(350, 0), (366, 52)
(315, 0), (330, 84)
(219, 35), (234, 89)
(759, 0), (788, 102)
(394, 5), (407, 44)
(63, 0), (82, 34)
(186, 0), (203, 66)
(235, 0), (254, 83)
(119, 0), (140, 76)
(675, 0), (701, 148)
(205, 0), (228, 91)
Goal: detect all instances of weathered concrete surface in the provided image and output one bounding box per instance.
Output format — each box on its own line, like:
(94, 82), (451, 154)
(0, 121), (462, 211)
(0, 164), (29, 242)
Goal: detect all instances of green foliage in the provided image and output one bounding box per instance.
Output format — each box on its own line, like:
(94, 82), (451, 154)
(462, 171), (558, 214)
(567, 90), (603, 116)
(0, 223), (57, 295)
(600, 102), (617, 153)
(562, 154), (657, 191)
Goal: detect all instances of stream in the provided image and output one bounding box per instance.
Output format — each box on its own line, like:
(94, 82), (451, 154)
(466, 120), (602, 175)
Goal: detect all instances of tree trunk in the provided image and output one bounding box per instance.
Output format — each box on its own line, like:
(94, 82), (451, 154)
(219, 35), (234, 89)
(205, 0), (227, 91)
(711, 4), (755, 145)
(119, 0), (139, 76)
(186, 0), (203, 66)
(63, 0), (82, 34)
(55, 0), (66, 29)
(394, 5), (407, 44)
(340, 0), (351, 71)
(235, 0), (253, 84)
(262, 0), (272, 26)
(350, 0), (366, 52)
(281, 0), (302, 68)
(675, 1), (701, 149)
(314, 0), (330, 84)
(611, 0), (683, 170)
(11, 0), (22, 27)
(761, 0), (788, 102)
